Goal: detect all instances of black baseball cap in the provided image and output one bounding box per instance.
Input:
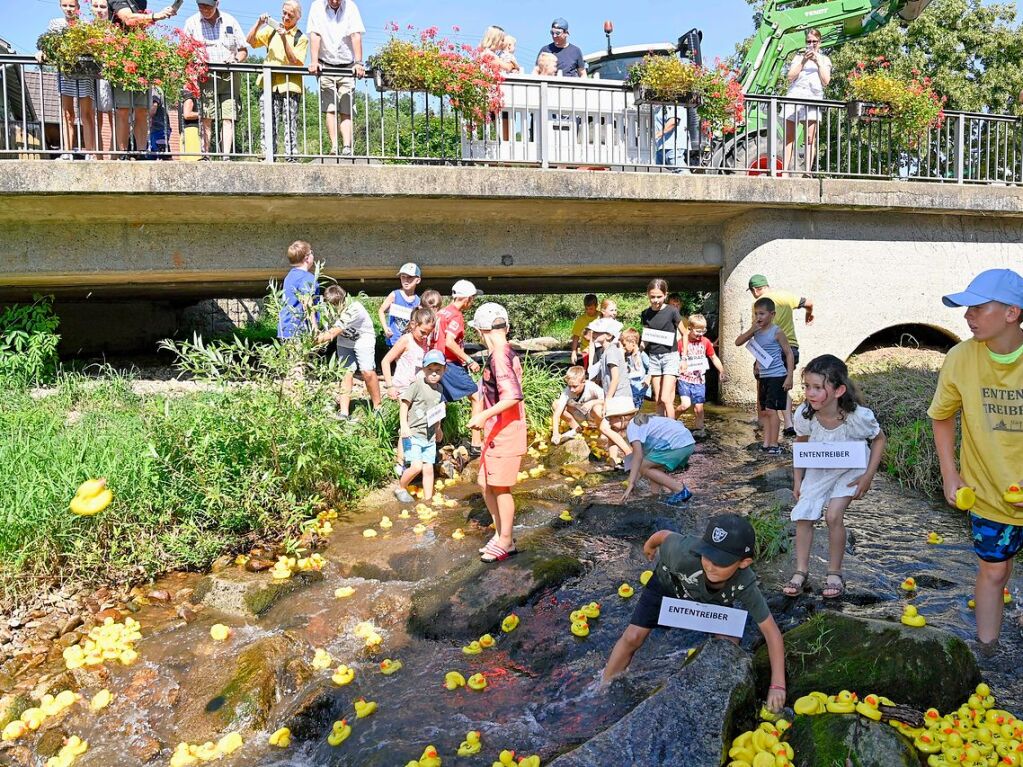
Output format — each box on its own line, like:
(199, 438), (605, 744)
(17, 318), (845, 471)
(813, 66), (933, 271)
(692, 514), (756, 566)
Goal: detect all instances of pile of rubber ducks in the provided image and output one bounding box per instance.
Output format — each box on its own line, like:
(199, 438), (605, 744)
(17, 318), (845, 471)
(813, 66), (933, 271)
(2, 690), (80, 741)
(44, 735), (89, 767)
(169, 733), (243, 766)
(726, 718), (793, 767)
(62, 616), (142, 670)
(270, 556), (296, 580)
(568, 602), (600, 638)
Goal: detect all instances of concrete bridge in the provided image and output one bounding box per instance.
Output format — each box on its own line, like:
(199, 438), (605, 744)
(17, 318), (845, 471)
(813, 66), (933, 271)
(2, 162), (1022, 402)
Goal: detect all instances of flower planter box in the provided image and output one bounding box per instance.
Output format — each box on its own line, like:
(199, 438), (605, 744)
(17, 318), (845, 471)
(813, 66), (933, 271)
(632, 85), (702, 108)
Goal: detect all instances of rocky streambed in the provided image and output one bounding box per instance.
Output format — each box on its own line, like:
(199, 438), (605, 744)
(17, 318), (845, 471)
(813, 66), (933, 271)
(1, 407), (1021, 767)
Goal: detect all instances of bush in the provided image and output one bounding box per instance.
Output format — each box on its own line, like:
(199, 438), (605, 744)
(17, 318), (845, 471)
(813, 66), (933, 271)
(0, 296), (61, 387)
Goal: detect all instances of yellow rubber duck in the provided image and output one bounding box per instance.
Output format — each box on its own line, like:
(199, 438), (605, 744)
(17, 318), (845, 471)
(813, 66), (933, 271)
(269, 728), (291, 747)
(901, 604), (927, 627)
(380, 658), (403, 675)
(452, 529), (465, 540)
(312, 648), (333, 670)
(380, 516), (393, 530)
(70, 478), (113, 516)
(825, 690), (857, 714)
(335, 586), (356, 598)
(900, 577), (918, 592)
(332, 664), (355, 686)
(580, 602), (601, 619)
(89, 689), (113, 712)
(501, 614), (520, 633)
(327, 719), (351, 746)
(413, 524), (428, 535)
(210, 624), (231, 641)
(956, 487), (977, 511)
(457, 731), (482, 756)
(479, 633), (496, 649)
(856, 694), (883, 721)
(467, 673), (488, 691)
(927, 532), (945, 545)
(444, 671), (466, 690)
(1003, 484), (1023, 504)
(354, 698), (377, 718)
(618, 583), (635, 598)
(570, 618), (589, 637)
(559, 511), (574, 521)
(462, 641), (482, 655)
(640, 570), (654, 586)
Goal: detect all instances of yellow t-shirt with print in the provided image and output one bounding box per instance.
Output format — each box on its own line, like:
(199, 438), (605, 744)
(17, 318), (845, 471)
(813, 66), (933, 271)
(927, 338), (1023, 525)
(571, 312), (597, 353)
(253, 26), (309, 94)
(755, 289), (800, 347)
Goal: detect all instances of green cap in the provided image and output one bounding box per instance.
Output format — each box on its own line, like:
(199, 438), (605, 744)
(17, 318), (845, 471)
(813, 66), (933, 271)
(748, 274), (769, 289)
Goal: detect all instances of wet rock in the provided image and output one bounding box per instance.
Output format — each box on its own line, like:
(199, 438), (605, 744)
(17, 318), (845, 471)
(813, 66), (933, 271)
(549, 639), (755, 767)
(787, 713), (918, 767)
(194, 568), (324, 618)
(753, 613), (980, 711)
(546, 436), (591, 467)
(408, 551), (585, 640)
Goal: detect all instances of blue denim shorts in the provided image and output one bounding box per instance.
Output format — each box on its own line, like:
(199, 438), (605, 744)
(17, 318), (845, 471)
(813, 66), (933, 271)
(970, 514), (1023, 563)
(676, 380), (706, 404)
(402, 435), (437, 466)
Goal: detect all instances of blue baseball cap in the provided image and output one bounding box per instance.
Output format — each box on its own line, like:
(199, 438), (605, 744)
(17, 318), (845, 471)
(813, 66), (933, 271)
(942, 269), (1023, 308)
(422, 350), (447, 368)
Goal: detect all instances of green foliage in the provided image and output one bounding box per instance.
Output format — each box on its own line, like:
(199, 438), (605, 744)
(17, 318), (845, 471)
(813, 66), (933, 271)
(0, 296), (61, 387)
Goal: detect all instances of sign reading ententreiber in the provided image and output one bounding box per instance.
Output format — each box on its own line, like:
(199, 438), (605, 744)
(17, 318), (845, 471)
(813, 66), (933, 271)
(657, 596), (747, 638)
(792, 441), (868, 470)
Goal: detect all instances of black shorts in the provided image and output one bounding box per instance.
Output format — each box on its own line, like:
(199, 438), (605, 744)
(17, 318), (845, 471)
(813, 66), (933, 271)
(758, 376), (787, 411)
(629, 577), (671, 629)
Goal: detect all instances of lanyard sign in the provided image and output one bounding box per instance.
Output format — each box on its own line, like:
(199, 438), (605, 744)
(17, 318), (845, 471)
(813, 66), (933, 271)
(657, 596), (747, 638)
(388, 303), (413, 321)
(793, 441), (868, 469)
(745, 338), (774, 369)
(426, 402), (447, 428)
(642, 328), (675, 347)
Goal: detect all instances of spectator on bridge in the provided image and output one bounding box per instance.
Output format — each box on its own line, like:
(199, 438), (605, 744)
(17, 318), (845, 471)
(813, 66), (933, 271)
(89, 0), (115, 159)
(535, 18), (585, 78)
(307, 0), (365, 157)
(184, 0), (248, 158)
(108, 0), (179, 157)
(247, 1), (309, 162)
(748, 274), (814, 436)
(533, 51), (558, 77)
(41, 0), (98, 159)
(782, 28), (830, 177)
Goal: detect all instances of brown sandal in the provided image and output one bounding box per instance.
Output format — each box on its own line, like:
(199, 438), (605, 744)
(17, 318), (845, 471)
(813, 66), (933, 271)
(822, 571), (845, 599)
(782, 570), (809, 597)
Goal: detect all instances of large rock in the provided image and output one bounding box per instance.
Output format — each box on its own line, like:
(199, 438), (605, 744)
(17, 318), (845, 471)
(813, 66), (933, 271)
(192, 568), (324, 617)
(753, 613), (979, 711)
(546, 436), (591, 467)
(549, 639), (755, 767)
(787, 714), (919, 767)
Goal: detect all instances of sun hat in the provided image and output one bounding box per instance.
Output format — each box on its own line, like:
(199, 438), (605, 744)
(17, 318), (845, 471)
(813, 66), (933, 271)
(691, 514), (756, 566)
(942, 269), (1023, 308)
(451, 279), (482, 298)
(471, 302), (510, 331)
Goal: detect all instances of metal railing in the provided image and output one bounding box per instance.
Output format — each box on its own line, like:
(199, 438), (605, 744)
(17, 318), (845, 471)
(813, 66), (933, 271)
(2, 54), (1021, 184)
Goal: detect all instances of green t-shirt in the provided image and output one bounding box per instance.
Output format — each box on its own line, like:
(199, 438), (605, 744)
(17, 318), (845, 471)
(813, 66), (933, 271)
(653, 533), (771, 624)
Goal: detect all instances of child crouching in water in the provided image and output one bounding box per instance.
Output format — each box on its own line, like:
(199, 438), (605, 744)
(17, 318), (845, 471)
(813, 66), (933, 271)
(784, 354), (886, 599)
(602, 513), (788, 713)
(394, 350), (447, 505)
(619, 413), (695, 506)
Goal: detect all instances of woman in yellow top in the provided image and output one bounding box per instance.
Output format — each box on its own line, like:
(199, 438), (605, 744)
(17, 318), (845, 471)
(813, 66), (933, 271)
(929, 268), (1023, 646)
(246, 1), (309, 161)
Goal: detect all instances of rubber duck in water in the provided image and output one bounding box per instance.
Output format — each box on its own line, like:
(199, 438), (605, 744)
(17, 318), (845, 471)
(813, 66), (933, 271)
(825, 690), (857, 714)
(335, 586), (356, 598)
(467, 673), (488, 691)
(332, 664), (355, 686)
(580, 602), (601, 619)
(856, 694), (883, 721)
(900, 577), (918, 592)
(478, 633), (496, 649)
(462, 641), (482, 655)
(618, 583), (635, 598)
(640, 570), (654, 586)
(444, 671), (466, 690)
(570, 618), (589, 637)
(501, 614), (520, 633)
(1003, 484), (1023, 504)
(457, 731), (482, 756)
(354, 698), (377, 718)
(312, 648), (333, 670)
(956, 487), (977, 511)
(379, 658), (402, 675)
(559, 511), (573, 522)
(327, 719), (351, 746)
(927, 532), (944, 545)
(268, 728), (291, 747)
(70, 478), (113, 516)
(901, 605), (927, 627)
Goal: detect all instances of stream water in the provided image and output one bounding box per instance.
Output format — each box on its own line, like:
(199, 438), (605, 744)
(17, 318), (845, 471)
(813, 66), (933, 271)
(5, 406), (1021, 767)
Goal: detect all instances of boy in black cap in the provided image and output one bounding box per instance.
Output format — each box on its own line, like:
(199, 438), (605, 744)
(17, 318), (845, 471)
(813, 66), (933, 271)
(601, 513), (788, 712)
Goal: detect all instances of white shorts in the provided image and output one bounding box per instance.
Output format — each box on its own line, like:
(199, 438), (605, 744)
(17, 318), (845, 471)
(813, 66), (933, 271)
(338, 342), (375, 373)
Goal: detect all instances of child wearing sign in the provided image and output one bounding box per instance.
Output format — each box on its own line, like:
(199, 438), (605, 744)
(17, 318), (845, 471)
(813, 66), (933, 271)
(601, 514), (788, 713)
(378, 263), (423, 347)
(394, 350), (447, 505)
(619, 413), (695, 506)
(316, 285), (382, 420)
(641, 279), (687, 420)
(784, 355), (885, 599)
(734, 297), (794, 454)
(677, 313), (726, 440)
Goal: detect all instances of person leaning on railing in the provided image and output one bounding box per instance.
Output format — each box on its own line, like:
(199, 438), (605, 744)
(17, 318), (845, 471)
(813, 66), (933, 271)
(108, 0), (179, 157)
(306, 0), (365, 157)
(247, 1), (308, 162)
(782, 27), (830, 177)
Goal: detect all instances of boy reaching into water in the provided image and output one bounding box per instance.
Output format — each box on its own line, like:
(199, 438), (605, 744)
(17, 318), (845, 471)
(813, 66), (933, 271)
(602, 514), (787, 713)
(929, 268), (1023, 646)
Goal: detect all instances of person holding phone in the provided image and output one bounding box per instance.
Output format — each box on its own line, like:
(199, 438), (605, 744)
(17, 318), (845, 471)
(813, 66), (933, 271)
(783, 28), (831, 176)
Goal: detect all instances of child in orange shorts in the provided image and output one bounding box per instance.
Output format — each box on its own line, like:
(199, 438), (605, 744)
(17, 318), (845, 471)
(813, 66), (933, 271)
(467, 302), (527, 563)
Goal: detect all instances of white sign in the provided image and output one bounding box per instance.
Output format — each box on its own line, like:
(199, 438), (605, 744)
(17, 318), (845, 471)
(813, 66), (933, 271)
(744, 338), (775, 369)
(426, 402), (447, 428)
(388, 303), (413, 322)
(686, 357), (710, 373)
(657, 596), (748, 638)
(642, 328), (676, 347)
(793, 441), (869, 469)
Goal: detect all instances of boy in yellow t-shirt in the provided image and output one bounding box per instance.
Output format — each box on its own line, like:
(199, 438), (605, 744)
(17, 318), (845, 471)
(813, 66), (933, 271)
(570, 294), (599, 367)
(928, 268), (1023, 645)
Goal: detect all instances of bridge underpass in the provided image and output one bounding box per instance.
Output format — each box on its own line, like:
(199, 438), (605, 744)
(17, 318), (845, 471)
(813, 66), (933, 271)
(2, 162), (1022, 402)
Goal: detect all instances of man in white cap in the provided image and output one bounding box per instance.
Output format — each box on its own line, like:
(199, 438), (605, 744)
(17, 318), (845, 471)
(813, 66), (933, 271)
(433, 280), (484, 454)
(929, 268), (1023, 646)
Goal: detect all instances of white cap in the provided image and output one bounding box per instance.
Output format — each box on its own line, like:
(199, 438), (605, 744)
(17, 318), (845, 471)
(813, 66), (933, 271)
(451, 279), (482, 298)
(471, 302), (510, 330)
(397, 262), (421, 278)
(587, 318), (623, 338)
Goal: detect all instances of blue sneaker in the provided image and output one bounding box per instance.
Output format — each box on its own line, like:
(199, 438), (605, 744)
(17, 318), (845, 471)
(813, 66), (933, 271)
(664, 486), (693, 506)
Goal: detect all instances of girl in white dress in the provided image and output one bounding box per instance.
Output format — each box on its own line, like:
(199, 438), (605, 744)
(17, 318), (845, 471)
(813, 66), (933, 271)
(784, 354), (887, 599)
